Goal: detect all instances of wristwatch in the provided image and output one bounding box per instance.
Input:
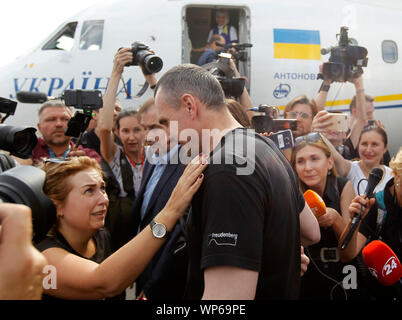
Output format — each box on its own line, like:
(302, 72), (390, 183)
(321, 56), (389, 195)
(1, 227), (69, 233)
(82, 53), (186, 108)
(149, 219), (169, 239)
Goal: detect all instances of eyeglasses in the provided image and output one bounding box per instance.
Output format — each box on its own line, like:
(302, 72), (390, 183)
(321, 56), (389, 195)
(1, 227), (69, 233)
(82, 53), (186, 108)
(294, 132), (322, 147)
(286, 111), (312, 119)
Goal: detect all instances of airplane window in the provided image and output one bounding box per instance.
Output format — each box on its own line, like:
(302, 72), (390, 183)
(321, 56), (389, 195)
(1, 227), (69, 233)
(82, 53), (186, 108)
(42, 22), (78, 51)
(79, 20), (104, 50)
(382, 40), (398, 63)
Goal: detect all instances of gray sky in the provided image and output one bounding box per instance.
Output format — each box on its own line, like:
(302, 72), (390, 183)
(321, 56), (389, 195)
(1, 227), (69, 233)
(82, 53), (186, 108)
(0, 0), (99, 68)
(1, 0), (401, 69)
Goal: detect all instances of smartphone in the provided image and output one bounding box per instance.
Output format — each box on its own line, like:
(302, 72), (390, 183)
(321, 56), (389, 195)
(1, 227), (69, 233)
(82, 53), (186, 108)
(267, 129), (294, 150)
(325, 113), (348, 132)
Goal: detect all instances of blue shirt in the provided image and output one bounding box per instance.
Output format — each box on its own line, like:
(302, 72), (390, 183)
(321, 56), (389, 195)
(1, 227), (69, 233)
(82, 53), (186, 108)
(140, 144), (180, 223)
(197, 48), (218, 66)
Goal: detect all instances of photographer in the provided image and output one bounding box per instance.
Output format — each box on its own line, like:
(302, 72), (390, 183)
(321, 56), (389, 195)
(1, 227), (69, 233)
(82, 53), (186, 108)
(284, 95), (318, 138)
(314, 73), (391, 163)
(197, 34), (226, 66)
(98, 47), (159, 251)
(30, 100), (100, 166)
(0, 203), (47, 299)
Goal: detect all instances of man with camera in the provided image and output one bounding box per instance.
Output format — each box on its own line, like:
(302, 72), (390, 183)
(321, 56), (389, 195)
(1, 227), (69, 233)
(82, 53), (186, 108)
(197, 34), (226, 66)
(30, 100), (100, 166)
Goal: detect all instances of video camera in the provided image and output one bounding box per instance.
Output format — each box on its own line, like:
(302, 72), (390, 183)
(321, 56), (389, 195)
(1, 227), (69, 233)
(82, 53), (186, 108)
(250, 104), (298, 134)
(126, 41), (163, 75)
(219, 42), (253, 62)
(0, 97), (38, 159)
(320, 26), (368, 82)
(16, 89), (103, 147)
(201, 52), (245, 98)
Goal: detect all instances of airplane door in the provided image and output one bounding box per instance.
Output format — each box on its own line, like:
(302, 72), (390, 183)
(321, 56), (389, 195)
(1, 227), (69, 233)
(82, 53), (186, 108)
(183, 5), (251, 88)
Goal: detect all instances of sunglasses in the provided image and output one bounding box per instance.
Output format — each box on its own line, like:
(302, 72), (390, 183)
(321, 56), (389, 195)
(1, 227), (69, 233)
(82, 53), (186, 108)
(294, 132), (322, 148)
(286, 111), (312, 119)
(44, 157), (71, 164)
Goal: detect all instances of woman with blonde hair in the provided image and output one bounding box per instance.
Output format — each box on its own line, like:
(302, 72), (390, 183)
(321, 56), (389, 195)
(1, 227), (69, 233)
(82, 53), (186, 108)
(36, 155), (207, 299)
(291, 132), (367, 300)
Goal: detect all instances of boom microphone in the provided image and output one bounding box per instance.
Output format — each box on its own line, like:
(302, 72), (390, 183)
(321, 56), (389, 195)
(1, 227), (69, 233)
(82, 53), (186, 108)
(362, 240), (402, 287)
(16, 91), (53, 104)
(341, 167), (384, 250)
(304, 189), (326, 217)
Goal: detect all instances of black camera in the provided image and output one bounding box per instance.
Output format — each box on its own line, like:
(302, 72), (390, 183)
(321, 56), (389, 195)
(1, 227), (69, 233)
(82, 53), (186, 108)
(251, 104), (298, 134)
(320, 26), (368, 82)
(126, 41), (163, 75)
(0, 97), (38, 158)
(222, 42), (253, 62)
(0, 97), (17, 118)
(0, 163), (56, 244)
(202, 54), (245, 98)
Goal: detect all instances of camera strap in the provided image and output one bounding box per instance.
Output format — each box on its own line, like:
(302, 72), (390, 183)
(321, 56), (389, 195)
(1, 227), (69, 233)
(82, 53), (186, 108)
(120, 76), (149, 98)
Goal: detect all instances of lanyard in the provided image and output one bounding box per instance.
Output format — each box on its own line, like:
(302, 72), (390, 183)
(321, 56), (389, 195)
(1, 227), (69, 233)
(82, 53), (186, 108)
(49, 145), (71, 158)
(123, 149), (145, 172)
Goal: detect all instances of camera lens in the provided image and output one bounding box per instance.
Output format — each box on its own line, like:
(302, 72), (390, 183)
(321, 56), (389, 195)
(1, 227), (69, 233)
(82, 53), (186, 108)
(144, 55), (163, 74)
(0, 125), (37, 159)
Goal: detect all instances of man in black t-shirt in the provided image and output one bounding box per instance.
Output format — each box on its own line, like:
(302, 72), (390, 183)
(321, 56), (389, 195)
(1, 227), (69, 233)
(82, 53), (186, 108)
(154, 64), (319, 299)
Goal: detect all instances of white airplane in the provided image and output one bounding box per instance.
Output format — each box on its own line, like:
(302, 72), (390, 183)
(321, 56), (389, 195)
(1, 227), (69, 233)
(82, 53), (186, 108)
(0, 0), (401, 156)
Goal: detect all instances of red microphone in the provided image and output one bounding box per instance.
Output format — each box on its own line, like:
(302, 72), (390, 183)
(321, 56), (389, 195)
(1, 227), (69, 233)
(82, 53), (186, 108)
(362, 240), (402, 286)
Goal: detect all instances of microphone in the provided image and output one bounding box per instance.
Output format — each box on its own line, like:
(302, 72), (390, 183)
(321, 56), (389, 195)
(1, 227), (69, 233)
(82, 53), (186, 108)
(303, 189), (326, 217)
(362, 240), (402, 287)
(341, 167), (384, 250)
(16, 91), (54, 104)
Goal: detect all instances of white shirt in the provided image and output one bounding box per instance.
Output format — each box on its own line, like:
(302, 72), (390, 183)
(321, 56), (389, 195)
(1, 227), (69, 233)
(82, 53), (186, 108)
(347, 161), (393, 196)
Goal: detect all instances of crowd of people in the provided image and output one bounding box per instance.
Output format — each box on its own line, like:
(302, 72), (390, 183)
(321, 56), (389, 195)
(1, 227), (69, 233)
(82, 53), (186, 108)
(0, 9), (401, 302)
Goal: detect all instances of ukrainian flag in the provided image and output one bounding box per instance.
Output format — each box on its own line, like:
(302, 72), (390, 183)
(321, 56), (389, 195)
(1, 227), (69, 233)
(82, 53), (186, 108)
(274, 29), (321, 60)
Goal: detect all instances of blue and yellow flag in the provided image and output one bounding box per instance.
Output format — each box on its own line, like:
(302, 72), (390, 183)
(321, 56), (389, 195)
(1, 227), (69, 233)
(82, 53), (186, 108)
(274, 29), (321, 60)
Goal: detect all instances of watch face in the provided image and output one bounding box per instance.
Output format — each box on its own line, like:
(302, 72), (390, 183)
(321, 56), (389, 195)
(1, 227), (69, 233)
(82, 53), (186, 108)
(152, 223), (167, 238)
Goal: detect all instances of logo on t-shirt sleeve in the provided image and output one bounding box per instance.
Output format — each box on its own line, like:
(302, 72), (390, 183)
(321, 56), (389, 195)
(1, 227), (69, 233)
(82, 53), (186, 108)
(208, 232), (238, 247)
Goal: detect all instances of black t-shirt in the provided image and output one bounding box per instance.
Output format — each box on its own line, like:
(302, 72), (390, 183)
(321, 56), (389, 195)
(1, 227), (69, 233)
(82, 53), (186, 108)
(185, 128), (304, 300)
(36, 228), (114, 300)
